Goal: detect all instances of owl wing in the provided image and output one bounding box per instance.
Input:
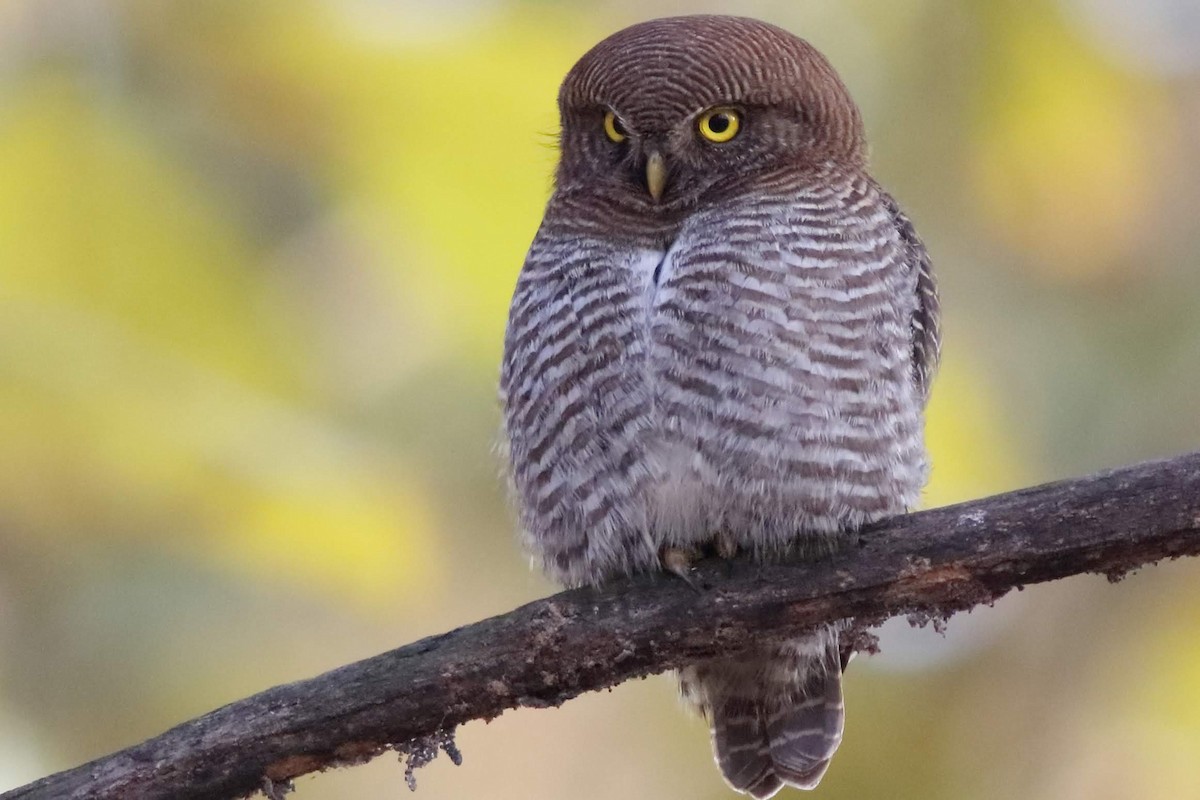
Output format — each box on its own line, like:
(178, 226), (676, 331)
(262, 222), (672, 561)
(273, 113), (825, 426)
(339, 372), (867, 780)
(881, 192), (940, 404)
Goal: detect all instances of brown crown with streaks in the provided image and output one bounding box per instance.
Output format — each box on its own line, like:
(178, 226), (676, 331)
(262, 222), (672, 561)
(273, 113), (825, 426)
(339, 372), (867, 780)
(556, 16), (867, 202)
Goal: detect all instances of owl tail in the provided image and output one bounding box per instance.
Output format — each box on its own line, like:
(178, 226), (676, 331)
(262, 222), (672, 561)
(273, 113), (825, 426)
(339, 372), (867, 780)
(690, 631), (846, 798)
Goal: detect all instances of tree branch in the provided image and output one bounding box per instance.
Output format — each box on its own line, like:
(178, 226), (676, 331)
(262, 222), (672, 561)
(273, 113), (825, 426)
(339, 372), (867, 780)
(6, 451), (1200, 800)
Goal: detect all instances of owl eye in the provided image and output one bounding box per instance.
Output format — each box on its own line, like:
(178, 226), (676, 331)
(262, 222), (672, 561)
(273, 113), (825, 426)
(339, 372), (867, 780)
(697, 108), (741, 143)
(603, 111), (628, 143)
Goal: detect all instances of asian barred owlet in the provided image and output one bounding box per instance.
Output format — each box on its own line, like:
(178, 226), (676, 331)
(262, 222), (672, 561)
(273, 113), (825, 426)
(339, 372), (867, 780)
(499, 14), (939, 798)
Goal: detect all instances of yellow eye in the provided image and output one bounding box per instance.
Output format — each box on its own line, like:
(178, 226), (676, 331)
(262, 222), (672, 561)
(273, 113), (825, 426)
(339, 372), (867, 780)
(603, 111), (627, 143)
(697, 108), (740, 143)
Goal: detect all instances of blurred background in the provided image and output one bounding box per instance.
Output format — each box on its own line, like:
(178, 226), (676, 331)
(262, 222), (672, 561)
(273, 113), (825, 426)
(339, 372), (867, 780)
(1, 1), (1199, 798)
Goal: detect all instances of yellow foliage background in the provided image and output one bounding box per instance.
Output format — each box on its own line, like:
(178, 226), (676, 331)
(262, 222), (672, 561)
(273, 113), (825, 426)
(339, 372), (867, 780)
(2, 2), (1199, 798)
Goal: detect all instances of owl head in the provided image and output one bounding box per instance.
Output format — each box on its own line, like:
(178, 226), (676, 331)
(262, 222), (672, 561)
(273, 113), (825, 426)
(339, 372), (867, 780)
(554, 15), (866, 215)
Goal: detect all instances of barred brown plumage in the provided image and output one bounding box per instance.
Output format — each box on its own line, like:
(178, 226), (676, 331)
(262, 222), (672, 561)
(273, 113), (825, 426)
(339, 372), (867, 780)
(499, 14), (940, 797)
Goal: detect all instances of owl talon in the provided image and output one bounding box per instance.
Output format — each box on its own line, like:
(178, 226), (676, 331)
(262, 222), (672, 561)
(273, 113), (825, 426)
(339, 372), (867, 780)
(715, 531), (739, 560)
(703, 532), (739, 579)
(660, 547), (702, 593)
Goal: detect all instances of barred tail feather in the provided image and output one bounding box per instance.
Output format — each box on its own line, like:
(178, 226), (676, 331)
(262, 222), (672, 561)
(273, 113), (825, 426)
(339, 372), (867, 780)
(765, 666), (843, 789)
(712, 704), (782, 799)
(692, 628), (846, 797)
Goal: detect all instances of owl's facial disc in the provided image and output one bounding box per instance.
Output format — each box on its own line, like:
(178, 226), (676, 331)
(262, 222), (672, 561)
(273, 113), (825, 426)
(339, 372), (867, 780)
(556, 15), (869, 212)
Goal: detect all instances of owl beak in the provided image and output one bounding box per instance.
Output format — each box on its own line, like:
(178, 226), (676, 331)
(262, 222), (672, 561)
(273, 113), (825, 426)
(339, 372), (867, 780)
(645, 151), (667, 203)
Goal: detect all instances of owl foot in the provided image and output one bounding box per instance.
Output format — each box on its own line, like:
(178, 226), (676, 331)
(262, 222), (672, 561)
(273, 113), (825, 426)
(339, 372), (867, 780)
(715, 530), (740, 560)
(659, 546), (702, 593)
(710, 531), (740, 579)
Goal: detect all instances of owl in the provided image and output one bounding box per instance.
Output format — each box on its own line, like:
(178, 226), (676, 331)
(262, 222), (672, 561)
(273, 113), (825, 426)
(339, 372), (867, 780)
(499, 14), (939, 798)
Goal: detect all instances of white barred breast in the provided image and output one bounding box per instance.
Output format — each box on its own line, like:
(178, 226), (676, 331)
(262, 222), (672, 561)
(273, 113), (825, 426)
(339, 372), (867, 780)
(500, 171), (930, 586)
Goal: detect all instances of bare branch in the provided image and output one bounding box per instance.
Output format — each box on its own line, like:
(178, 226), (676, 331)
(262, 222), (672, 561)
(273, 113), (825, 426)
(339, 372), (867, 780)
(5, 451), (1200, 800)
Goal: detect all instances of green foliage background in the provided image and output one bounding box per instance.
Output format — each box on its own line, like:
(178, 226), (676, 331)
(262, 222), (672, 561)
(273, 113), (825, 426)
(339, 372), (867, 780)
(2, 1), (1199, 798)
